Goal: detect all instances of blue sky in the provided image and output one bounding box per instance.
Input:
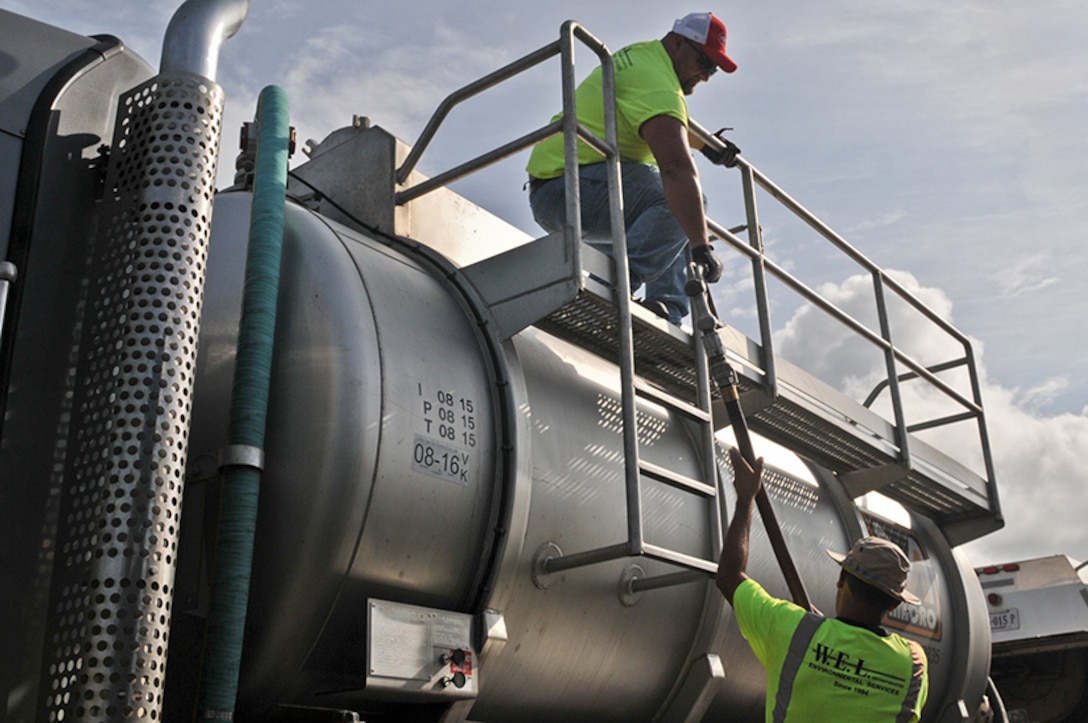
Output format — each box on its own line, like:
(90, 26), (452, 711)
(6, 0), (1088, 566)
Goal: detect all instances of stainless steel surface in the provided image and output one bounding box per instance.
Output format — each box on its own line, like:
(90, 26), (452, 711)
(366, 599), (478, 699)
(185, 193), (851, 721)
(460, 230), (583, 341)
(288, 124), (536, 269)
(187, 194), (509, 706)
(466, 327), (719, 722)
(183, 191), (975, 718)
(217, 442), (265, 470)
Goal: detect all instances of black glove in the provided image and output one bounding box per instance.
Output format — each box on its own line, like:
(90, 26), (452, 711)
(692, 244), (723, 283)
(699, 137), (741, 168)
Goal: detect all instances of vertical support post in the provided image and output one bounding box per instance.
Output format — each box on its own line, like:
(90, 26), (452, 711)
(692, 298), (725, 557)
(738, 164), (777, 398)
(872, 272), (911, 467)
(559, 26), (583, 256)
(965, 337), (1001, 519)
(594, 48), (644, 558)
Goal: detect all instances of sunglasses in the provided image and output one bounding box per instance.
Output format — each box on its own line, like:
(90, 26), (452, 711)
(684, 38), (718, 77)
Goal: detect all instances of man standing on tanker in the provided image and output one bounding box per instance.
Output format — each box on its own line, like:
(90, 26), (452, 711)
(526, 12), (740, 325)
(717, 448), (929, 722)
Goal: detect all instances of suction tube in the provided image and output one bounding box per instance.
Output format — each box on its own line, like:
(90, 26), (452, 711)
(198, 85), (290, 718)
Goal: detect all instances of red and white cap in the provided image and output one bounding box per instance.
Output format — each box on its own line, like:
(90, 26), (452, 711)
(672, 12), (737, 73)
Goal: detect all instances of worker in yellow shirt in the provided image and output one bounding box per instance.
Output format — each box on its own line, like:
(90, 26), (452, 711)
(527, 12), (738, 324)
(716, 448), (929, 722)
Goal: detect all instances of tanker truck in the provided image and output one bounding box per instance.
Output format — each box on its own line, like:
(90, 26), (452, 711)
(0, 2), (1005, 721)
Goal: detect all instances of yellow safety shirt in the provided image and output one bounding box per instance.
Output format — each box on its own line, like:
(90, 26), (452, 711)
(733, 579), (928, 723)
(526, 39), (688, 179)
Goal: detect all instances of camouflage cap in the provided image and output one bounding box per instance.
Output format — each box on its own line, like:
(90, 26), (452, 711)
(827, 536), (921, 605)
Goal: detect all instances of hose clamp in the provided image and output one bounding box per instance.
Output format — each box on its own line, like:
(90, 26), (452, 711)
(217, 444), (265, 472)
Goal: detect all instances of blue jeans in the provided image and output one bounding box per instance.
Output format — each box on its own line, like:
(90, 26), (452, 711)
(529, 162), (690, 324)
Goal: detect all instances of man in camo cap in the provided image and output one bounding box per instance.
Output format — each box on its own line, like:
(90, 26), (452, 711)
(716, 448), (929, 722)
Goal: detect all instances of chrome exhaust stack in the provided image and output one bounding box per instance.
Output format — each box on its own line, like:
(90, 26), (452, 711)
(38, 2), (248, 720)
(161, 0), (250, 80)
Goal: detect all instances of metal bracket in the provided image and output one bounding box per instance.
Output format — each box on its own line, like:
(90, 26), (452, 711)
(532, 542), (563, 590)
(217, 444), (265, 472)
(618, 564), (646, 607)
(839, 462), (909, 498)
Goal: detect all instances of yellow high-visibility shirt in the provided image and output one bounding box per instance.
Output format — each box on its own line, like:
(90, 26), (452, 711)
(733, 579), (928, 723)
(525, 39), (688, 179)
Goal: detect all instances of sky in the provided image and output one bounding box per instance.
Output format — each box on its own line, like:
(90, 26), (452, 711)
(5, 0), (1088, 569)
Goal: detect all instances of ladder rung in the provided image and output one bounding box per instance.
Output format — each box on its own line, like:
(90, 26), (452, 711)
(642, 542), (718, 574)
(633, 378), (711, 423)
(640, 460), (717, 498)
(629, 569), (708, 592)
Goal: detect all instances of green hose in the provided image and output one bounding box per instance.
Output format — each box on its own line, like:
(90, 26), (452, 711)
(198, 84), (290, 717)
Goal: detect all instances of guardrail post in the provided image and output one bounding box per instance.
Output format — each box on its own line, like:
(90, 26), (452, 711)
(739, 164), (777, 398)
(872, 272), (912, 468)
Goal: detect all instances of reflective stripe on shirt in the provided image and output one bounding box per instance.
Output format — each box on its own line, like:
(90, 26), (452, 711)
(773, 612), (825, 723)
(896, 641), (927, 723)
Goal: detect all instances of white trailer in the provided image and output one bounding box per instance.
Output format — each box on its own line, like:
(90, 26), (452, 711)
(980, 556), (1088, 723)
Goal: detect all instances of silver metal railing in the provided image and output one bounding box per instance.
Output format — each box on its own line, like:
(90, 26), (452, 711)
(691, 120), (997, 514)
(393, 22), (1000, 532)
(395, 21), (726, 577)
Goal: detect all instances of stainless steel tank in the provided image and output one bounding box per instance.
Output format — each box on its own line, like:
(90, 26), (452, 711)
(183, 190), (992, 721)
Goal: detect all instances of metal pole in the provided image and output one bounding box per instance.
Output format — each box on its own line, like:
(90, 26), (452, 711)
(686, 271), (813, 612)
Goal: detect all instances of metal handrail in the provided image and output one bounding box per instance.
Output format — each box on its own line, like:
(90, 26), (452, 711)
(705, 220), (982, 415)
(397, 122), (560, 205)
(396, 41), (561, 185)
(394, 24), (998, 522)
(862, 358), (970, 408)
(693, 121), (996, 509)
(395, 23), (616, 202)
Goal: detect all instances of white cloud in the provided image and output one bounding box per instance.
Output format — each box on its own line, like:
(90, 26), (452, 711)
(773, 269), (960, 396)
(845, 209), (907, 235)
(994, 256), (1059, 299)
(1014, 376), (1070, 413)
(964, 389), (1088, 564)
